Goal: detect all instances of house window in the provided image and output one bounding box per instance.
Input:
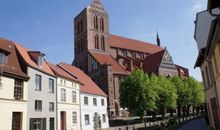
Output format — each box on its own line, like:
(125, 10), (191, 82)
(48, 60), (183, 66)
(49, 118), (54, 130)
(33, 118), (42, 130)
(35, 75), (41, 91)
(72, 91), (76, 103)
(100, 17), (104, 31)
(61, 88), (66, 102)
(35, 100), (42, 111)
(12, 112), (22, 130)
(49, 78), (54, 93)
(72, 112), (77, 124)
(84, 96), (88, 105)
(0, 53), (7, 64)
(95, 35), (99, 49)
(63, 80), (66, 86)
(202, 71), (207, 88)
(14, 79), (23, 100)
(102, 114), (106, 123)
(94, 15), (98, 30)
(205, 66), (211, 87)
(101, 99), (105, 106)
(93, 98), (97, 106)
(60, 79), (63, 84)
(101, 35), (105, 51)
(49, 102), (54, 112)
(85, 114), (90, 125)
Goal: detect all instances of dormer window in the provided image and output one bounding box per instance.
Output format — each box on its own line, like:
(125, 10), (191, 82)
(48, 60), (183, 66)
(0, 53), (7, 64)
(38, 55), (43, 67)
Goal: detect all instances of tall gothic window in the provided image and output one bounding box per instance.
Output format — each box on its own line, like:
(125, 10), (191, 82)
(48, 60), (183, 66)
(94, 15), (98, 30)
(101, 35), (105, 51)
(95, 35), (99, 49)
(80, 18), (83, 33)
(100, 17), (104, 31)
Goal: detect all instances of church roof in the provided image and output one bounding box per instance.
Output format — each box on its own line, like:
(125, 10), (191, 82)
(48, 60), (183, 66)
(109, 34), (163, 54)
(143, 49), (166, 74)
(59, 62), (107, 97)
(175, 64), (189, 77)
(89, 51), (128, 75)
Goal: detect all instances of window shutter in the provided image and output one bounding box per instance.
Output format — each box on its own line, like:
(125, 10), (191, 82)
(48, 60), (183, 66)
(29, 118), (34, 130)
(43, 118), (47, 130)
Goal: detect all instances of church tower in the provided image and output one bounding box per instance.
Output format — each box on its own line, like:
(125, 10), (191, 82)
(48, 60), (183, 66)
(73, 0), (110, 72)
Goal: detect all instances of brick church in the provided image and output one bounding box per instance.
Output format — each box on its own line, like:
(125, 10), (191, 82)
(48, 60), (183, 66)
(73, 0), (189, 117)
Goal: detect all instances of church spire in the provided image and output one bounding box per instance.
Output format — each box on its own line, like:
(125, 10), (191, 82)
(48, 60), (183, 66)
(156, 32), (161, 47)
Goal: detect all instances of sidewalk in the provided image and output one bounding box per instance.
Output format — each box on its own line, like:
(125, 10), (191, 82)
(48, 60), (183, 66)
(177, 117), (208, 130)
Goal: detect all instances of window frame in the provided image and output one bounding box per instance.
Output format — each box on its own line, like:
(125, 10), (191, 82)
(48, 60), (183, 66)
(101, 99), (105, 106)
(14, 79), (23, 100)
(49, 78), (54, 93)
(35, 74), (42, 91)
(35, 100), (42, 111)
(72, 91), (77, 103)
(72, 112), (77, 124)
(84, 96), (89, 105)
(93, 98), (97, 106)
(61, 88), (66, 102)
(85, 114), (90, 125)
(49, 102), (54, 112)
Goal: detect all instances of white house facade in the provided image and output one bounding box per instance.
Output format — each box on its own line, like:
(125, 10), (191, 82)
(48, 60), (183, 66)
(0, 39), (29, 130)
(15, 43), (57, 130)
(80, 93), (109, 130)
(49, 63), (81, 130)
(59, 63), (109, 130)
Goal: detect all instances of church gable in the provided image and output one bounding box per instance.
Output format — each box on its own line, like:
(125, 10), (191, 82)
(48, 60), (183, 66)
(159, 49), (178, 76)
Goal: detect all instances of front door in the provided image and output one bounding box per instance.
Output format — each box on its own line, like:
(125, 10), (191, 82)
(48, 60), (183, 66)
(12, 112), (22, 130)
(210, 97), (220, 130)
(60, 111), (66, 130)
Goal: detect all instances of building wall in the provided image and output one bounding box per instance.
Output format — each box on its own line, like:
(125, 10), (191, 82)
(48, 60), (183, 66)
(0, 76), (28, 130)
(80, 93), (109, 130)
(57, 77), (81, 130)
(27, 67), (57, 130)
(200, 58), (220, 129)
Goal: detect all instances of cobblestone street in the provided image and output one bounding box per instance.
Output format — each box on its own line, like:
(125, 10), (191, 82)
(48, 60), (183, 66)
(177, 118), (208, 130)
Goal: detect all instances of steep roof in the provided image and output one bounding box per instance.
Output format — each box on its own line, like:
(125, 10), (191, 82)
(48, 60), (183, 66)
(143, 49), (165, 73)
(59, 62), (107, 97)
(14, 43), (55, 77)
(48, 63), (80, 83)
(175, 64), (189, 77)
(109, 34), (163, 54)
(0, 38), (29, 80)
(89, 51), (128, 74)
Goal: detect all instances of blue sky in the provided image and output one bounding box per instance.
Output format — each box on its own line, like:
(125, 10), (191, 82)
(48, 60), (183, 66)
(0, 0), (206, 81)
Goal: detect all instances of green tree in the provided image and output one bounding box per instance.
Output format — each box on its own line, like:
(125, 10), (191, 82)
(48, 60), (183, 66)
(170, 76), (192, 117)
(186, 77), (205, 114)
(154, 75), (177, 118)
(120, 69), (157, 119)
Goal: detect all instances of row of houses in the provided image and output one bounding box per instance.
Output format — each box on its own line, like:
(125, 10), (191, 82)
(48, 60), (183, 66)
(194, 0), (220, 129)
(0, 38), (109, 130)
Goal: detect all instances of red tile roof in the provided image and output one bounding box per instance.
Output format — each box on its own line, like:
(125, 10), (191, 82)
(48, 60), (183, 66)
(59, 62), (107, 97)
(89, 51), (128, 74)
(143, 49), (165, 74)
(14, 43), (55, 77)
(109, 34), (163, 54)
(48, 63), (80, 83)
(175, 64), (189, 77)
(0, 38), (29, 80)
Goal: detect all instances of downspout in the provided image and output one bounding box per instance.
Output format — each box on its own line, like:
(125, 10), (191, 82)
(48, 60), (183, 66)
(79, 91), (82, 130)
(56, 79), (58, 130)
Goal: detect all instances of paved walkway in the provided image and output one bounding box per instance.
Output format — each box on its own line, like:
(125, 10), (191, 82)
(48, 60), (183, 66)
(177, 117), (208, 130)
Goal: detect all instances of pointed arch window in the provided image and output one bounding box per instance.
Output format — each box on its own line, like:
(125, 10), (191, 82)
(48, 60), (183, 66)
(94, 35), (99, 49)
(100, 17), (104, 31)
(94, 15), (98, 30)
(101, 35), (105, 51)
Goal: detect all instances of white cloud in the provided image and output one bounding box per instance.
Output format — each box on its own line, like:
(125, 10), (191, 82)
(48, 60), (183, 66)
(192, 0), (206, 13)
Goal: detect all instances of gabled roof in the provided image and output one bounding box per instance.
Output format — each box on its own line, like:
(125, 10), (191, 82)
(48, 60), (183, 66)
(109, 34), (163, 54)
(143, 49), (165, 74)
(89, 51), (128, 74)
(0, 38), (29, 80)
(14, 43), (55, 77)
(59, 62), (107, 97)
(175, 64), (189, 77)
(48, 63), (80, 83)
